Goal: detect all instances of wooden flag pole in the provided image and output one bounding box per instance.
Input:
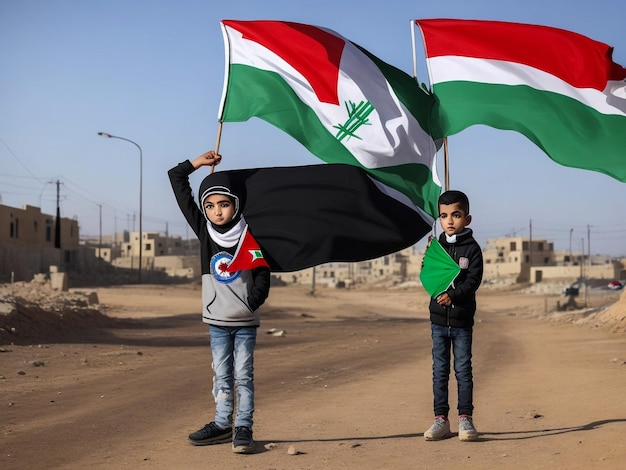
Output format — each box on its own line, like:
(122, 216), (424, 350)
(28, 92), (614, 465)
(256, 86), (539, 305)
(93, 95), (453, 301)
(443, 136), (450, 191)
(212, 121), (224, 174)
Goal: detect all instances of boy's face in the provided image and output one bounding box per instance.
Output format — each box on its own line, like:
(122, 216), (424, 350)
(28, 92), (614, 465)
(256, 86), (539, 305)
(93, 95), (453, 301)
(203, 194), (236, 225)
(438, 202), (471, 236)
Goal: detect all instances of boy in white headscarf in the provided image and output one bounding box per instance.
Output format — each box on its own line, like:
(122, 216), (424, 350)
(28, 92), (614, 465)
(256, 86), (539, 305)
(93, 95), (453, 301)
(168, 150), (270, 454)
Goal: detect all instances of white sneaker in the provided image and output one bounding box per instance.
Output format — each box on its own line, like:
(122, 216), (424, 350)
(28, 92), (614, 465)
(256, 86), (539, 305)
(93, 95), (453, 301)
(424, 416), (450, 441)
(458, 415), (478, 441)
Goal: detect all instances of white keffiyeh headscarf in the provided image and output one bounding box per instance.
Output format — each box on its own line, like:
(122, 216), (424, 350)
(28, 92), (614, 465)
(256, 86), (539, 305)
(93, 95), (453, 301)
(207, 216), (246, 248)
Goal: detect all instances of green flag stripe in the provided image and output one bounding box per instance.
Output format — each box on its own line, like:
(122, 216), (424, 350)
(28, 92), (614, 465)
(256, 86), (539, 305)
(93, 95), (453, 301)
(434, 81), (626, 182)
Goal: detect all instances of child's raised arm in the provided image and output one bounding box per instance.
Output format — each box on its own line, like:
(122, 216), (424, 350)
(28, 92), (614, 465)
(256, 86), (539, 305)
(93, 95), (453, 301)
(191, 150), (222, 170)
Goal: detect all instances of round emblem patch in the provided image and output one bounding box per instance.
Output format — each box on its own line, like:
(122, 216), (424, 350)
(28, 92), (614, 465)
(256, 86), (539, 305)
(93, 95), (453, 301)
(210, 252), (240, 284)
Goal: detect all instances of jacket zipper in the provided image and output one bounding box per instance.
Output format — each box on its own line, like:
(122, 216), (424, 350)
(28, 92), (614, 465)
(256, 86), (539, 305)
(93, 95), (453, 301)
(445, 245), (457, 327)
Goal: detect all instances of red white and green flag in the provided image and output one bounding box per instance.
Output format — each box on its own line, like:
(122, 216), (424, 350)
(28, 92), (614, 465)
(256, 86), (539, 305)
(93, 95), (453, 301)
(226, 225), (270, 272)
(416, 18), (626, 182)
(213, 20), (444, 271)
(219, 20), (441, 218)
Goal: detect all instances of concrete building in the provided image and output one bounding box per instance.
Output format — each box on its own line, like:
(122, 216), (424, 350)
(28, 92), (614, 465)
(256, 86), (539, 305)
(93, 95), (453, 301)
(0, 203), (80, 282)
(276, 236), (623, 288)
(271, 245), (425, 287)
(0, 204), (79, 250)
(483, 236), (622, 284)
(483, 236), (556, 283)
(106, 231), (198, 278)
(2, 200), (622, 287)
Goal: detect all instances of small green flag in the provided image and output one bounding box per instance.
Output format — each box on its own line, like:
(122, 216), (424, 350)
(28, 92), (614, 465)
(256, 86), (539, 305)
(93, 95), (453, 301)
(419, 238), (461, 298)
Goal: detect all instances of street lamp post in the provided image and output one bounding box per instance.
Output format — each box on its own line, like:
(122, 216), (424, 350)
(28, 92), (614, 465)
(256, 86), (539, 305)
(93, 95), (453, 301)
(98, 132), (143, 283)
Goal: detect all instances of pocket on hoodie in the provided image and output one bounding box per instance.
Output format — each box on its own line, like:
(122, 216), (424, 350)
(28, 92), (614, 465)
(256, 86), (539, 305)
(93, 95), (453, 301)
(201, 274), (217, 310)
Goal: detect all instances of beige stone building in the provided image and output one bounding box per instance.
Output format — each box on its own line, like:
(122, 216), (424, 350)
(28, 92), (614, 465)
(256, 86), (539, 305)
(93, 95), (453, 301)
(275, 236), (623, 288)
(91, 231), (197, 279)
(0, 204), (79, 250)
(272, 245), (424, 287)
(483, 236), (622, 284)
(2, 200), (622, 286)
(0, 203), (80, 282)
(483, 236), (556, 283)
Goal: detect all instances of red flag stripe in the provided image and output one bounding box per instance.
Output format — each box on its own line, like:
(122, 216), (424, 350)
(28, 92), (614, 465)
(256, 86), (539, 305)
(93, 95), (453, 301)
(223, 19), (345, 105)
(416, 18), (626, 91)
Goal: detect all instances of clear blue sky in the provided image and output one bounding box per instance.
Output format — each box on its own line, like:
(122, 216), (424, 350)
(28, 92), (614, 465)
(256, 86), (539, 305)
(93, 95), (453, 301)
(1, 0), (625, 257)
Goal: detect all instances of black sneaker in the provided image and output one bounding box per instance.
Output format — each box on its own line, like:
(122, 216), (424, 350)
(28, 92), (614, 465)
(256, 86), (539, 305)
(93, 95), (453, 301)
(232, 426), (255, 454)
(188, 422), (232, 446)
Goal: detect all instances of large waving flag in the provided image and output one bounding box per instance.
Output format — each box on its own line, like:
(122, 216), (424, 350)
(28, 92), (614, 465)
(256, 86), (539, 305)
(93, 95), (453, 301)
(219, 20), (441, 218)
(214, 19), (443, 271)
(416, 18), (626, 182)
(198, 164), (432, 272)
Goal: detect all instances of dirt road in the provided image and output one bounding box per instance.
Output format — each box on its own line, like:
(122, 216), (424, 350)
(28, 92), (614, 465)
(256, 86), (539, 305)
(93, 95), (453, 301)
(2, 284), (625, 469)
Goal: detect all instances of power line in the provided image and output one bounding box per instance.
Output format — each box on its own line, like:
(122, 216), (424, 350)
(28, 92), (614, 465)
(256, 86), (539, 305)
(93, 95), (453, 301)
(0, 135), (44, 182)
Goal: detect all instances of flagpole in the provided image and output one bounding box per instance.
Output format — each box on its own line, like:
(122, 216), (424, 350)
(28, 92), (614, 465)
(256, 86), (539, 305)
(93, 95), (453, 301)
(410, 20), (418, 80)
(443, 137), (450, 191)
(212, 121), (224, 174)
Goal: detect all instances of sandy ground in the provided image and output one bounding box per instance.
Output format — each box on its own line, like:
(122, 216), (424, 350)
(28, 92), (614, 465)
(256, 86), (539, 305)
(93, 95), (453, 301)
(1, 282), (626, 469)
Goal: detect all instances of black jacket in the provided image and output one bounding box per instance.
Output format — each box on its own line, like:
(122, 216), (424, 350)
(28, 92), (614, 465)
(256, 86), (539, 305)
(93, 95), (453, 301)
(429, 229), (483, 328)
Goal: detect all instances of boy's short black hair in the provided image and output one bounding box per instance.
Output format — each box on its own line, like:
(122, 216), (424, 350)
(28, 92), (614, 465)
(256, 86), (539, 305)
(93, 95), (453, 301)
(438, 190), (470, 214)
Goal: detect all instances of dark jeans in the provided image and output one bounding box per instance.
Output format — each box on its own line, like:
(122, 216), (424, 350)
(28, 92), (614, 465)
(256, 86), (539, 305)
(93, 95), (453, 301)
(431, 323), (474, 417)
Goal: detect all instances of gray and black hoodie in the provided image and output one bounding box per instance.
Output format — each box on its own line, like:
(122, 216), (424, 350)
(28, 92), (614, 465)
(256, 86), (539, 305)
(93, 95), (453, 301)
(168, 160), (270, 327)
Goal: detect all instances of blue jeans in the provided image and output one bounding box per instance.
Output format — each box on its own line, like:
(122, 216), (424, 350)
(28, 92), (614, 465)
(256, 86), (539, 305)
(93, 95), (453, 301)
(431, 323), (474, 417)
(209, 325), (257, 429)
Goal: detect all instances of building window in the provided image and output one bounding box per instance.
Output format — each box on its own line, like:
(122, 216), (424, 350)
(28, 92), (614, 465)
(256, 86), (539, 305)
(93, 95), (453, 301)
(510, 241), (516, 251)
(538, 242), (544, 251)
(145, 242), (151, 251)
(522, 241), (529, 250)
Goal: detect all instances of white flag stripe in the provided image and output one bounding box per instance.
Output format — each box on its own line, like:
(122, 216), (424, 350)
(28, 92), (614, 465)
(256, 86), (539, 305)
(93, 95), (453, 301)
(338, 42), (436, 166)
(225, 25), (436, 169)
(427, 56), (626, 117)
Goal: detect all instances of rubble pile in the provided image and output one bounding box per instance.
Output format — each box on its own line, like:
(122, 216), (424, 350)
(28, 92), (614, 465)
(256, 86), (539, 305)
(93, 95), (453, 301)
(0, 279), (114, 345)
